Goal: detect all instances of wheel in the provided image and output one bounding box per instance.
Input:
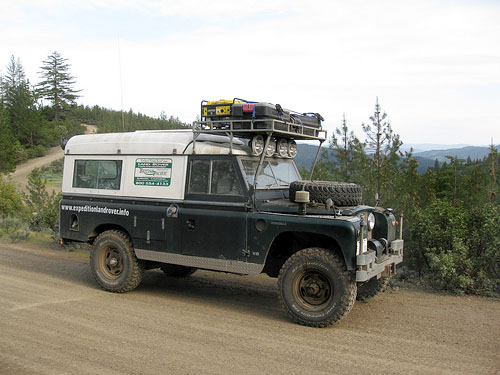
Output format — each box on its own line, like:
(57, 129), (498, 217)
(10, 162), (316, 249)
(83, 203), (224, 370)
(160, 264), (197, 278)
(289, 180), (362, 206)
(356, 277), (388, 301)
(90, 230), (144, 293)
(278, 248), (357, 327)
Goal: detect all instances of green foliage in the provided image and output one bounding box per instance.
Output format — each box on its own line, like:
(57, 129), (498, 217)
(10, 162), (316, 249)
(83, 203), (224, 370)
(361, 98), (402, 206)
(0, 217), (30, 242)
(0, 176), (24, 218)
(0, 104), (21, 173)
(37, 51), (80, 121)
(302, 100), (500, 296)
(406, 200), (500, 295)
(70, 104), (187, 133)
(0, 53), (184, 172)
(22, 169), (61, 233)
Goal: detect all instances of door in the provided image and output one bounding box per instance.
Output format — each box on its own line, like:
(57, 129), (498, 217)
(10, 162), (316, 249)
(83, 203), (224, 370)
(179, 156), (248, 261)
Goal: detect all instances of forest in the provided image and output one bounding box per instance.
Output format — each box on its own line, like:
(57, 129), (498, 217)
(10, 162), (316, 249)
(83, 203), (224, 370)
(304, 100), (500, 296)
(0, 52), (498, 296)
(0, 53), (186, 174)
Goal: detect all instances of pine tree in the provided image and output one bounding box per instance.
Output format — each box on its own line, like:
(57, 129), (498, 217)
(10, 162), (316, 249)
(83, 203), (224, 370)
(1, 56), (26, 107)
(487, 142), (498, 201)
(1, 56), (41, 148)
(0, 104), (20, 172)
(37, 51), (80, 121)
(361, 98), (402, 205)
(329, 114), (365, 182)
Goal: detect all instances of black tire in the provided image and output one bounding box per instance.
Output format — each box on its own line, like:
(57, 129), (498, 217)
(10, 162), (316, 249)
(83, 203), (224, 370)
(289, 180), (362, 206)
(356, 277), (388, 301)
(160, 264), (197, 278)
(90, 230), (144, 293)
(278, 248), (357, 328)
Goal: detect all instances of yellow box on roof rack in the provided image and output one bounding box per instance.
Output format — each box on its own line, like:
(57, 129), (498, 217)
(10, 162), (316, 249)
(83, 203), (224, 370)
(202, 99), (242, 118)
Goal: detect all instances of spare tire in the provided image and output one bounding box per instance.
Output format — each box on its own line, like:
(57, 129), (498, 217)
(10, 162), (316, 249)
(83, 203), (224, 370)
(289, 180), (362, 206)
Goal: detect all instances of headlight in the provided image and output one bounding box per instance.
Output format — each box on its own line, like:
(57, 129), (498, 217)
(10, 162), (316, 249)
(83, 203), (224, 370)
(367, 212), (375, 231)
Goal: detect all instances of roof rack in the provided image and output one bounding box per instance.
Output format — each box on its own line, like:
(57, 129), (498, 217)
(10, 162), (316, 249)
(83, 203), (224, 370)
(191, 119), (326, 183)
(192, 118), (327, 141)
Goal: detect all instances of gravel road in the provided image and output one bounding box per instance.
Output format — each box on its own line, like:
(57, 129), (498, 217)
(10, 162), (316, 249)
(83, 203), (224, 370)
(0, 242), (499, 375)
(9, 124), (98, 192)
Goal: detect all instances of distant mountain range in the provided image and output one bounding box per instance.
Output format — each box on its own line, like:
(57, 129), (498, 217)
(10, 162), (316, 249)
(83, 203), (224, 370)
(413, 146), (499, 163)
(295, 143), (499, 174)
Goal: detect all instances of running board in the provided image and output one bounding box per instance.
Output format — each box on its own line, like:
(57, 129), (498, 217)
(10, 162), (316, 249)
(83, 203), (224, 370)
(135, 249), (263, 275)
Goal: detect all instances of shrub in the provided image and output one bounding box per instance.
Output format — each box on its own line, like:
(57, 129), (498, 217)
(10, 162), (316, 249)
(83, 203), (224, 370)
(0, 217), (30, 242)
(23, 168), (61, 233)
(407, 199), (500, 295)
(0, 176), (24, 219)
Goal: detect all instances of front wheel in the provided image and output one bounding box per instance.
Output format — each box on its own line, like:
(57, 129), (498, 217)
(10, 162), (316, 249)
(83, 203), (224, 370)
(278, 248), (357, 327)
(90, 230), (144, 293)
(356, 277), (388, 301)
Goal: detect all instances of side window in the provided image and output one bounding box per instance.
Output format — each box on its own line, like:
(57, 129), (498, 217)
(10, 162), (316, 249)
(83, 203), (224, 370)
(188, 159), (243, 196)
(73, 160), (123, 190)
(211, 160), (243, 195)
(189, 160), (210, 193)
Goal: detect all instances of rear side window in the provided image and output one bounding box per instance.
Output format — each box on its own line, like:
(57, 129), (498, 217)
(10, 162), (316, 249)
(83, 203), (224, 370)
(189, 160), (210, 193)
(73, 160), (123, 190)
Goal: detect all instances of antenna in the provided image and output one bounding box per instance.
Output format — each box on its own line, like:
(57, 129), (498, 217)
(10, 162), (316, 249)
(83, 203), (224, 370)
(118, 36), (125, 131)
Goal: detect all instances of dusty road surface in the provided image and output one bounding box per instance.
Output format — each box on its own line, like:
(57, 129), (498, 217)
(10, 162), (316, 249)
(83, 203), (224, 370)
(9, 146), (64, 190)
(0, 241), (499, 375)
(9, 124), (98, 192)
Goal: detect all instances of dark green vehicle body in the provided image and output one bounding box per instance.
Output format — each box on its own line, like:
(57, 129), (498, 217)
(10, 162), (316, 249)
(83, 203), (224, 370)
(60, 154), (363, 275)
(59, 128), (403, 327)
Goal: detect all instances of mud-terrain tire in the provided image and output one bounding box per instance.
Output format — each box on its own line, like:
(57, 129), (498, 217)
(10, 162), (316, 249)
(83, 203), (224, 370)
(160, 264), (197, 278)
(278, 248), (357, 328)
(90, 230), (144, 293)
(289, 180), (362, 206)
(356, 277), (388, 301)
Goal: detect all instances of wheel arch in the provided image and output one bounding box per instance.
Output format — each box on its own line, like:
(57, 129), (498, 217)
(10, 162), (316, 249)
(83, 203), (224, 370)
(89, 224), (132, 244)
(262, 231), (348, 277)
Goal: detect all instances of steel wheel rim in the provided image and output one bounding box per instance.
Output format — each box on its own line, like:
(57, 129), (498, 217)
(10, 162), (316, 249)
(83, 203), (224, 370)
(98, 245), (124, 280)
(292, 270), (333, 311)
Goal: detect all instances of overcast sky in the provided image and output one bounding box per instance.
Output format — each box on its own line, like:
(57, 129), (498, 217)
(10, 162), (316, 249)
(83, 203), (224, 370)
(1, 0), (499, 146)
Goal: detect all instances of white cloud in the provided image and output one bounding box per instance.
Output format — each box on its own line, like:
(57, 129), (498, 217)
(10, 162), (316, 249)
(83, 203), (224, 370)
(0, 0), (499, 145)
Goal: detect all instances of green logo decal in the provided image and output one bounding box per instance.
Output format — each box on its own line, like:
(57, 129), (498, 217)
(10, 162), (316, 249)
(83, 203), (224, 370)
(134, 158), (172, 186)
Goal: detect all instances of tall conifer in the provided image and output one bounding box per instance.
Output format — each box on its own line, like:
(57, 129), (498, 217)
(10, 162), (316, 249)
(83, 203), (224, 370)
(37, 51), (80, 120)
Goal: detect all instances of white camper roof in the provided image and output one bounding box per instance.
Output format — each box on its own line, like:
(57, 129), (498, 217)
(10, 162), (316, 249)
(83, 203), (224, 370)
(64, 130), (251, 156)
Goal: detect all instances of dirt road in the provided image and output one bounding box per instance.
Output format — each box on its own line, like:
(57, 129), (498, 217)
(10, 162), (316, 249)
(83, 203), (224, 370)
(9, 124), (98, 192)
(9, 146), (64, 190)
(0, 241), (499, 375)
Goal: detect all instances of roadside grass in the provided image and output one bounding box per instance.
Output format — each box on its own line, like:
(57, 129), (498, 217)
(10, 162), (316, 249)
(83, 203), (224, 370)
(0, 229), (90, 261)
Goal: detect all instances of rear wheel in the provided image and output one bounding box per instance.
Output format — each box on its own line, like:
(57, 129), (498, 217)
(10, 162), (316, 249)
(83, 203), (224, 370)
(90, 230), (144, 293)
(278, 248), (357, 327)
(160, 264), (197, 278)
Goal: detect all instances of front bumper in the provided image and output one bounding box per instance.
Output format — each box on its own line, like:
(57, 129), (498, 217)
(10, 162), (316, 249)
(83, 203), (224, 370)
(356, 239), (404, 282)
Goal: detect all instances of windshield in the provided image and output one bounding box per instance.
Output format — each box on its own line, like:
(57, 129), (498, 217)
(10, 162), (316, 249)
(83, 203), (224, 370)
(241, 158), (300, 188)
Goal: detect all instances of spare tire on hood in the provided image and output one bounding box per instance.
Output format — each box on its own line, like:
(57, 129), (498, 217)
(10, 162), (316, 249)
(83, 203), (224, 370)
(289, 180), (362, 207)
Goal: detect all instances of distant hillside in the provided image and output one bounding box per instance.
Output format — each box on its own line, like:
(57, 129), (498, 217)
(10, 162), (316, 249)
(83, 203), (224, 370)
(295, 144), (334, 170)
(401, 143), (471, 153)
(414, 145), (500, 163)
(295, 144), (436, 174)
